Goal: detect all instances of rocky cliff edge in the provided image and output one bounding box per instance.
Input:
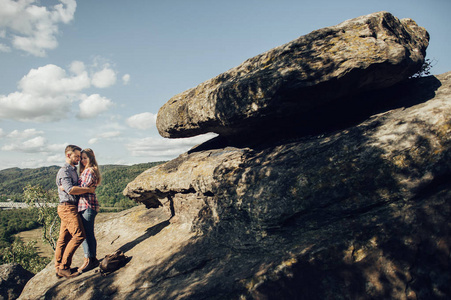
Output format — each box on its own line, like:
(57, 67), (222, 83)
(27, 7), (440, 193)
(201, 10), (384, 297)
(19, 12), (450, 300)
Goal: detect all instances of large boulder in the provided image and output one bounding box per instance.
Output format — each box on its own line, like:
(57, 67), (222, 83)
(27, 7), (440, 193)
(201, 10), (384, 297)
(0, 264), (34, 300)
(19, 12), (451, 300)
(157, 11), (429, 139)
(121, 72), (451, 299)
(20, 77), (450, 300)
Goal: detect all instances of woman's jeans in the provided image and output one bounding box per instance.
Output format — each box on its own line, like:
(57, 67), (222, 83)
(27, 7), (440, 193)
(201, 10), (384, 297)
(80, 208), (97, 258)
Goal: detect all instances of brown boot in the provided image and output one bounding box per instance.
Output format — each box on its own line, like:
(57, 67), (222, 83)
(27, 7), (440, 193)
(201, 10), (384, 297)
(58, 267), (80, 278)
(80, 257), (99, 273)
(91, 257), (100, 268)
(55, 267), (62, 278)
(79, 258), (89, 272)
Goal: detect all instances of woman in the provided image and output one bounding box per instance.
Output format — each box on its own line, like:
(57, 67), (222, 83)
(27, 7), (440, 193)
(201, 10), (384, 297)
(77, 148), (101, 273)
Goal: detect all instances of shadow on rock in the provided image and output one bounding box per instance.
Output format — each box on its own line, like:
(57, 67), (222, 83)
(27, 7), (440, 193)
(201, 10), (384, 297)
(118, 220), (171, 253)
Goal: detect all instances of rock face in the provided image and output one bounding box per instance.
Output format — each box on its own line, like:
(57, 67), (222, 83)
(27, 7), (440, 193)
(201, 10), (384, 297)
(157, 11), (429, 139)
(20, 12), (451, 300)
(124, 73), (451, 300)
(0, 264), (34, 300)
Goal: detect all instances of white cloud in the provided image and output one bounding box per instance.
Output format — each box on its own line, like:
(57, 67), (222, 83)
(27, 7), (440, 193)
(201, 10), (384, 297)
(0, 128), (67, 168)
(22, 136), (46, 150)
(0, 63), (92, 122)
(46, 154), (63, 165)
(92, 67), (117, 88)
(99, 131), (121, 138)
(88, 131), (121, 145)
(53, 0), (77, 23)
(1, 128), (66, 154)
(4, 154), (63, 169)
(0, 61), (118, 122)
(0, 128), (4, 137)
(77, 94), (114, 119)
(99, 119), (125, 131)
(88, 138), (98, 145)
(19, 64), (90, 97)
(7, 128), (43, 139)
(0, 0), (77, 56)
(126, 112), (157, 130)
(69, 60), (86, 75)
(0, 92), (71, 122)
(126, 133), (217, 159)
(1, 136), (63, 153)
(122, 74), (130, 85)
(0, 43), (11, 52)
(47, 143), (68, 152)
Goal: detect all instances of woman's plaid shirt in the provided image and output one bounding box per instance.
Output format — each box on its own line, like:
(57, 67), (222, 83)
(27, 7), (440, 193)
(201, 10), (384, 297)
(78, 167), (99, 212)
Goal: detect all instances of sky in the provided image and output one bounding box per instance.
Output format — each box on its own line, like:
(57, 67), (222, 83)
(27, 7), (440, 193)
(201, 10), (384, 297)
(0, 0), (450, 170)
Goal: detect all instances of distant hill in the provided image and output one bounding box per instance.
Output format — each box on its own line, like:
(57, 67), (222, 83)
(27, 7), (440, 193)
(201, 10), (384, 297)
(0, 162), (165, 208)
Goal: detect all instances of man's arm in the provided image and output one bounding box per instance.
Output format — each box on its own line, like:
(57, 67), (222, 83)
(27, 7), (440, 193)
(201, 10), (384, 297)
(59, 169), (76, 194)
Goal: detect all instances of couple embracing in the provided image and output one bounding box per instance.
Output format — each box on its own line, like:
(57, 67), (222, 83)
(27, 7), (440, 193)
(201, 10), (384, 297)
(55, 145), (101, 278)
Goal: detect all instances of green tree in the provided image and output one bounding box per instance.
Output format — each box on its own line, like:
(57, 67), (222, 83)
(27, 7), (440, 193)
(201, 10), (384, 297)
(0, 208), (39, 245)
(23, 185), (60, 250)
(0, 239), (50, 274)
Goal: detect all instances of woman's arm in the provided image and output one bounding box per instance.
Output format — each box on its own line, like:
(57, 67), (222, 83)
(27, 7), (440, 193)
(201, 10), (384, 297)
(61, 168), (96, 195)
(69, 186), (96, 195)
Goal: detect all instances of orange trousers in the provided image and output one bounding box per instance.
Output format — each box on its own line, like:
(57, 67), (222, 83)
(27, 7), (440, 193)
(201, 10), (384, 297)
(54, 204), (85, 270)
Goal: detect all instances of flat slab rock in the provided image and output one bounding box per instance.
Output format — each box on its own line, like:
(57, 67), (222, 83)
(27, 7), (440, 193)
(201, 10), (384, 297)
(157, 11), (429, 138)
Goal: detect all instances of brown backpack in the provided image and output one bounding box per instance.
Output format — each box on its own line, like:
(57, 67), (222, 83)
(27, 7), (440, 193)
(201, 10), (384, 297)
(99, 250), (127, 276)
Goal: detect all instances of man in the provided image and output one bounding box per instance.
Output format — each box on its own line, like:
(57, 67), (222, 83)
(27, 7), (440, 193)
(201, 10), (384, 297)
(55, 145), (96, 278)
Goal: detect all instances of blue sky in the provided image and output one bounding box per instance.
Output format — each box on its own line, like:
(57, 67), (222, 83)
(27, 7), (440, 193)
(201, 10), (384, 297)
(0, 0), (450, 170)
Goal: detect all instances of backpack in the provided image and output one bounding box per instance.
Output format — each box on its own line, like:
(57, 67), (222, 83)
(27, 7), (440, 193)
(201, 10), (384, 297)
(98, 250), (127, 276)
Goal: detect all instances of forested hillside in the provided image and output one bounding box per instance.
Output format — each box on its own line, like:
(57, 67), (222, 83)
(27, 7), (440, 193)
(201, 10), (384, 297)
(0, 166), (60, 201)
(0, 162), (165, 208)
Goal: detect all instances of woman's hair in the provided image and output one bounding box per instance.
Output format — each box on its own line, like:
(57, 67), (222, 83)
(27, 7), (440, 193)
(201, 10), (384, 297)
(80, 148), (102, 185)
